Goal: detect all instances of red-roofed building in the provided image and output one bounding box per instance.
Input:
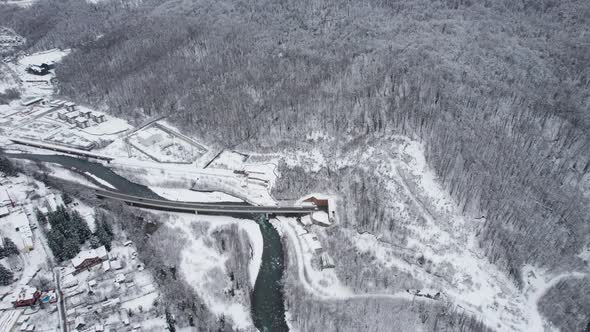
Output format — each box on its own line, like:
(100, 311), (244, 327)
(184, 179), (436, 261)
(10, 286), (40, 307)
(303, 196), (329, 208)
(72, 246), (108, 274)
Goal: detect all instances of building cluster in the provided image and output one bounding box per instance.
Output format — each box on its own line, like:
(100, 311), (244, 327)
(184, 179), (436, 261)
(0, 176), (62, 258)
(0, 35), (24, 46)
(20, 97), (44, 107)
(56, 102), (105, 129)
(294, 216), (336, 270)
(58, 242), (159, 331)
(0, 177), (39, 252)
(136, 132), (175, 152)
(0, 176), (65, 331)
(0, 27), (25, 53)
(25, 61), (55, 76)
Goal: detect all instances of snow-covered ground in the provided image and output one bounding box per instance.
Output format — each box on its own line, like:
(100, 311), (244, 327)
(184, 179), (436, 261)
(273, 217), (353, 299)
(107, 158), (277, 206)
(44, 163), (100, 189)
(127, 124), (204, 163)
(150, 187), (243, 203)
(165, 213), (263, 330)
(84, 171), (115, 189)
(18, 49), (70, 67)
(207, 150), (248, 170)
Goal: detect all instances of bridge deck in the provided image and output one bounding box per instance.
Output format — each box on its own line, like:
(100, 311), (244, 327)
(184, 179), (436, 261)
(95, 189), (317, 214)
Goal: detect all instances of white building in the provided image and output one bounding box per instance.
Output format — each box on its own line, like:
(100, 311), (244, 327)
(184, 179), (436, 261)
(45, 193), (59, 211)
(2, 209), (33, 250)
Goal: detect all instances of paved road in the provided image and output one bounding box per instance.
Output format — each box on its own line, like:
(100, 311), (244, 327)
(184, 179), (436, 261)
(54, 268), (67, 332)
(95, 189), (319, 214)
(8, 138), (114, 162)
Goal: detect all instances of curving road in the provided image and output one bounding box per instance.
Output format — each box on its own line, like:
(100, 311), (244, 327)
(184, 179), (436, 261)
(95, 188), (319, 215)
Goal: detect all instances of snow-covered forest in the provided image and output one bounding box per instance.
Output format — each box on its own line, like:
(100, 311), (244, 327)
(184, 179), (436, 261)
(9, 0), (586, 277)
(1, 0), (589, 330)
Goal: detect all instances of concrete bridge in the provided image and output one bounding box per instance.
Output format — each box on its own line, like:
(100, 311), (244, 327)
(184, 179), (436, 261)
(95, 189), (318, 215)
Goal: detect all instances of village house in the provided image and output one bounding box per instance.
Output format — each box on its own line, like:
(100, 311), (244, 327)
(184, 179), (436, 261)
(57, 109), (77, 123)
(74, 316), (86, 330)
(40, 290), (57, 304)
(303, 196), (329, 208)
(9, 286), (40, 307)
(90, 113), (105, 123)
(45, 193), (61, 212)
(110, 259), (122, 270)
(20, 97), (43, 107)
(75, 117), (89, 129)
(302, 194), (336, 221)
(114, 273), (126, 283)
(26, 64), (50, 75)
(78, 110), (92, 118)
(72, 246), (108, 274)
(64, 102), (77, 112)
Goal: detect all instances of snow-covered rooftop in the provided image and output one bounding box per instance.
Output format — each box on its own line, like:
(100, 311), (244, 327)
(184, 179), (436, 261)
(71, 246), (107, 268)
(8, 286), (37, 302)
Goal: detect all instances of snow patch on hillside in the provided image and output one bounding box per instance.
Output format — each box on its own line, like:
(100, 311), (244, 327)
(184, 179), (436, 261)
(328, 139), (590, 332)
(281, 149), (326, 173)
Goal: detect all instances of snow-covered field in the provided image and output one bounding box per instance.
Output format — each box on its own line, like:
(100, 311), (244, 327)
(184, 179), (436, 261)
(127, 125), (204, 163)
(150, 187), (243, 203)
(18, 49), (70, 67)
(207, 150), (248, 170)
(165, 213), (263, 330)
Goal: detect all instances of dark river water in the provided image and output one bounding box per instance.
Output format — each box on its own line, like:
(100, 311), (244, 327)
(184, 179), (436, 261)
(7, 153), (289, 331)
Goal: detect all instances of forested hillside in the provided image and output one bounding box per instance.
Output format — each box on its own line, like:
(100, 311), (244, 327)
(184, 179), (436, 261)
(2, 0), (589, 327)
(3, 0), (589, 282)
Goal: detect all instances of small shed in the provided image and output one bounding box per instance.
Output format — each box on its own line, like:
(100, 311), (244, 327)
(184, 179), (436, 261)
(114, 273), (126, 283)
(102, 260), (111, 272)
(74, 316), (85, 330)
(320, 252), (335, 269)
(110, 260), (122, 270)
